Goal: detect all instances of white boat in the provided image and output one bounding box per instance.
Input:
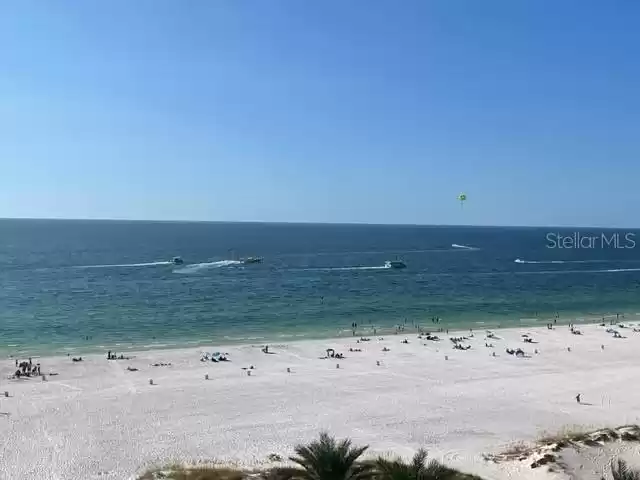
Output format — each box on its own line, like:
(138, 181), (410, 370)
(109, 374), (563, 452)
(172, 256), (184, 265)
(242, 256), (263, 264)
(228, 249), (263, 265)
(385, 259), (406, 269)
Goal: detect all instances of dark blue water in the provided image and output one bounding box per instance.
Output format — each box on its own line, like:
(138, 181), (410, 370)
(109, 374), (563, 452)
(2, 219), (640, 355)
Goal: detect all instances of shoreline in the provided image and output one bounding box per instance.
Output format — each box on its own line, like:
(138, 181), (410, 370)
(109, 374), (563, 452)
(4, 309), (637, 359)
(3, 321), (640, 479)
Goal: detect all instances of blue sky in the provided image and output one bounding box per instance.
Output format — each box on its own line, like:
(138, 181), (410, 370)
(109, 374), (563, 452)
(1, 1), (638, 226)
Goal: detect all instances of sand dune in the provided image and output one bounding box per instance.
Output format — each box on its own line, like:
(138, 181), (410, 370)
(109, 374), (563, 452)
(2, 323), (640, 479)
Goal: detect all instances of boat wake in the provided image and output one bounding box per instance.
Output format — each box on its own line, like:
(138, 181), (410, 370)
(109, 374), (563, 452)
(515, 258), (613, 264)
(300, 264), (392, 272)
(451, 244), (478, 250)
(514, 267), (640, 275)
(332, 265), (392, 271)
(75, 261), (173, 269)
(174, 260), (242, 274)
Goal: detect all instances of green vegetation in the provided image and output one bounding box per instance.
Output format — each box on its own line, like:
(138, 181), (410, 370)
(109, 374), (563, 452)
(139, 432), (481, 480)
(374, 449), (482, 480)
(289, 432), (372, 480)
(139, 429), (640, 480)
(536, 424), (593, 446)
(605, 459), (640, 480)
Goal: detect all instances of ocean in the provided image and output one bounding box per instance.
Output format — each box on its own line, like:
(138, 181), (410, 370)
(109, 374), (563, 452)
(2, 219), (640, 356)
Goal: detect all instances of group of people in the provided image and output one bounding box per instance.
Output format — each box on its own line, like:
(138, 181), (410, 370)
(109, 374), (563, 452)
(505, 347), (525, 357)
(325, 348), (344, 359)
(13, 358), (41, 378)
(106, 351), (127, 360)
(418, 333), (440, 341)
(201, 352), (228, 362)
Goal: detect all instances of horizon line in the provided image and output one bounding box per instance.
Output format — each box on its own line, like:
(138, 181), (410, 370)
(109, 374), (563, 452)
(0, 216), (638, 230)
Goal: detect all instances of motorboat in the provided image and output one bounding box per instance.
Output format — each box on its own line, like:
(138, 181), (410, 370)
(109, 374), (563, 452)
(228, 248), (262, 265)
(385, 259), (406, 269)
(172, 256), (184, 265)
(242, 256), (263, 264)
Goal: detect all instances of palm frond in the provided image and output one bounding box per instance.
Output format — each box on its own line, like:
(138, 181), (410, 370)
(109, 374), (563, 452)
(375, 450), (461, 480)
(423, 459), (458, 480)
(611, 459), (640, 480)
(411, 449), (429, 474)
(289, 433), (371, 480)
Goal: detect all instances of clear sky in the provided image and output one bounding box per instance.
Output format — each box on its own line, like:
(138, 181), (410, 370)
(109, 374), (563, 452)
(1, 1), (638, 227)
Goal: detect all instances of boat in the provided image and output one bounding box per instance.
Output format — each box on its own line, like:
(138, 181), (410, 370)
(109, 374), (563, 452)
(385, 259), (406, 269)
(242, 256), (263, 264)
(172, 256), (184, 265)
(228, 249), (263, 265)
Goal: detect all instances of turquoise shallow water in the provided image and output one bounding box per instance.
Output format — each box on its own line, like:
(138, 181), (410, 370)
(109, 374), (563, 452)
(2, 219), (640, 356)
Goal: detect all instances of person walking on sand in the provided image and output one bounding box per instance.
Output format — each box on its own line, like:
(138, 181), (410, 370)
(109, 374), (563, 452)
(576, 393), (581, 404)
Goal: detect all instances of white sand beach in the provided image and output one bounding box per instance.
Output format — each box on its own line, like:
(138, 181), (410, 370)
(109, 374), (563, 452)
(2, 322), (640, 480)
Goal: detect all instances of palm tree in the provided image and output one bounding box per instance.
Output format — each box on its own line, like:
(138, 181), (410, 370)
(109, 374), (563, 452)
(603, 459), (640, 480)
(289, 432), (373, 480)
(375, 449), (460, 480)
